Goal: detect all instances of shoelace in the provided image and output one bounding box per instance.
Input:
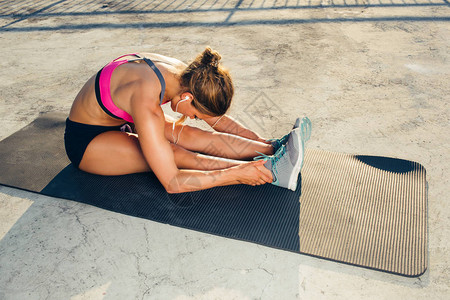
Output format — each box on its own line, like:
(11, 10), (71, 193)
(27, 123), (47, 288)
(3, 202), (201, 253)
(265, 132), (289, 149)
(254, 144), (287, 170)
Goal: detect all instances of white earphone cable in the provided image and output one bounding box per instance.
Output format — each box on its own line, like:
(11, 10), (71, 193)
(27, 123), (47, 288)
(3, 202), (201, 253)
(211, 115), (225, 129)
(172, 96), (189, 144)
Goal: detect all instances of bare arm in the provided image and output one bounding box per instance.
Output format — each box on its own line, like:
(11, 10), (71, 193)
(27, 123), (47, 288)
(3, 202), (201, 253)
(203, 114), (269, 143)
(131, 90), (272, 193)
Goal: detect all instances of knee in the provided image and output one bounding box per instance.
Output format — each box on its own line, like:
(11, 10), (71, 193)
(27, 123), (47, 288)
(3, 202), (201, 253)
(169, 142), (180, 152)
(169, 142), (193, 163)
(179, 124), (208, 144)
(165, 121), (189, 143)
(170, 123), (198, 145)
(164, 121), (209, 145)
(169, 142), (189, 155)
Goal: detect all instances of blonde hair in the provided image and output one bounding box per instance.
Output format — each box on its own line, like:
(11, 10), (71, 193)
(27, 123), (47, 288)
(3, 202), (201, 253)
(176, 47), (234, 125)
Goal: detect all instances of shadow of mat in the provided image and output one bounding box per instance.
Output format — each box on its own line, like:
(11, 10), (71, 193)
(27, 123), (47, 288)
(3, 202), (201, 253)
(0, 112), (69, 191)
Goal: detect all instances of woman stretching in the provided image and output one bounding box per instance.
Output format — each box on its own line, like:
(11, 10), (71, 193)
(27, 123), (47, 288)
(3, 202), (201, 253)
(65, 47), (311, 193)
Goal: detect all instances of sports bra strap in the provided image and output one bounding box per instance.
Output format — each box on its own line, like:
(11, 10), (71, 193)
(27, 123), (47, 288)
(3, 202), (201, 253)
(111, 53), (166, 106)
(142, 57), (166, 106)
(112, 53), (139, 61)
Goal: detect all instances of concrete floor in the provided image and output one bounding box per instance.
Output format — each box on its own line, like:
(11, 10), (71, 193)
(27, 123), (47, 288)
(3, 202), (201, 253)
(0, 0), (449, 299)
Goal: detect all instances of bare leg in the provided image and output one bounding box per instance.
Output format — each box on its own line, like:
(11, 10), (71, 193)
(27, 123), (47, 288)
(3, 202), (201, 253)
(165, 121), (274, 160)
(79, 131), (244, 176)
(171, 142), (244, 170)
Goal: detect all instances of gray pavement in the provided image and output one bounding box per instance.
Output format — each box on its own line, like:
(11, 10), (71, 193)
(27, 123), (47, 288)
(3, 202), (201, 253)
(1, 0), (449, 299)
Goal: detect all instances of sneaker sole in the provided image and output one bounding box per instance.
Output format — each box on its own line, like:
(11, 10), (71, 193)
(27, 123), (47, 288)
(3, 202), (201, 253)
(287, 129), (304, 191)
(287, 117), (312, 191)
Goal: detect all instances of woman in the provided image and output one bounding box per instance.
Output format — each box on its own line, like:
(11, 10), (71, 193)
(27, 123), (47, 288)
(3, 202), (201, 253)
(65, 47), (308, 193)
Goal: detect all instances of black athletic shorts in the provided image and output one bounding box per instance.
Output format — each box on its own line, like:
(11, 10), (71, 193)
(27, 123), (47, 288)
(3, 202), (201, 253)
(64, 118), (123, 168)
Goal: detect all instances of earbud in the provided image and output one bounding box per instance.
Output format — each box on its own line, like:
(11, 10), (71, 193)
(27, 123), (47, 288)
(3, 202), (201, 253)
(175, 95), (190, 114)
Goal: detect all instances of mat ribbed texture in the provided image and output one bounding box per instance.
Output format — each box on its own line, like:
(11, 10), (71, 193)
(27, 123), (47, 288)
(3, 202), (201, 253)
(299, 149), (427, 277)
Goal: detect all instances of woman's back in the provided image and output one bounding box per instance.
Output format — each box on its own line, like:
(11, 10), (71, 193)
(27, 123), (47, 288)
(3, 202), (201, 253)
(68, 53), (185, 126)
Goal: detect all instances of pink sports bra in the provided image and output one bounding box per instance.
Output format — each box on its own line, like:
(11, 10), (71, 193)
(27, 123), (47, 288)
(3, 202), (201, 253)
(95, 53), (167, 123)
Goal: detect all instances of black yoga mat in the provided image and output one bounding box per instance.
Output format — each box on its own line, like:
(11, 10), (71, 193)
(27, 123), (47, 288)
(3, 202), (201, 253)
(41, 164), (302, 251)
(0, 112), (428, 277)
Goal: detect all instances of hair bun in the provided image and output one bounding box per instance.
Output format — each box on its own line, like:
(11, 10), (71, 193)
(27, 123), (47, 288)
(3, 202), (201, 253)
(200, 47), (221, 68)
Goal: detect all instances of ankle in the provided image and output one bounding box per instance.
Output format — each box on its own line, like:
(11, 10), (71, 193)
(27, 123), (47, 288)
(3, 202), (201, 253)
(263, 143), (275, 155)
